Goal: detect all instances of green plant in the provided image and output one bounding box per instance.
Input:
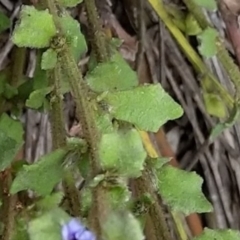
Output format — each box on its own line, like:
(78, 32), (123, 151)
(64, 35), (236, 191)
(0, 0), (240, 239)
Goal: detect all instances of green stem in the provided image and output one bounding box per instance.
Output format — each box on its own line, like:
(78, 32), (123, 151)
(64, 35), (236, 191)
(83, 0), (109, 62)
(181, 0), (240, 92)
(45, 0), (108, 235)
(147, 0), (234, 107)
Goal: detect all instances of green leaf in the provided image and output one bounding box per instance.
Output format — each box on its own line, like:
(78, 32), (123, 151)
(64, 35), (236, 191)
(99, 129), (147, 177)
(26, 87), (52, 109)
(0, 114), (23, 170)
(185, 14), (202, 36)
(198, 27), (218, 58)
(0, 114), (24, 143)
(87, 52), (138, 92)
(11, 149), (68, 196)
(156, 165), (213, 214)
(193, 228), (240, 240)
(58, 0), (83, 7)
(0, 132), (19, 171)
(96, 113), (114, 134)
(12, 218), (30, 240)
(59, 13), (87, 61)
(12, 6), (56, 48)
(104, 84), (183, 132)
(4, 83), (18, 99)
(36, 192), (64, 211)
(193, 0), (217, 11)
(28, 208), (69, 240)
(41, 49), (57, 70)
(203, 93), (226, 118)
(0, 12), (10, 33)
(106, 179), (131, 209)
(147, 157), (171, 170)
(103, 212), (144, 240)
(33, 57), (48, 90)
(210, 103), (240, 141)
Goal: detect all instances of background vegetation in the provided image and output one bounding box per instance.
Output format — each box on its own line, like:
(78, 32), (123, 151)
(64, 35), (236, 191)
(1, 0), (240, 239)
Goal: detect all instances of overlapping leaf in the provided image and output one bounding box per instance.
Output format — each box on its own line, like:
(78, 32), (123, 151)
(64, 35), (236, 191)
(87, 52), (138, 92)
(103, 212), (144, 240)
(41, 49), (58, 70)
(99, 129), (147, 177)
(28, 208), (69, 240)
(104, 84), (183, 132)
(12, 6), (56, 48)
(59, 13), (87, 61)
(11, 149), (68, 196)
(0, 114), (23, 170)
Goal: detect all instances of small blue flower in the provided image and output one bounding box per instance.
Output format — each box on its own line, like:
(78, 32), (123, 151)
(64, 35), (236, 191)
(61, 218), (96, 240)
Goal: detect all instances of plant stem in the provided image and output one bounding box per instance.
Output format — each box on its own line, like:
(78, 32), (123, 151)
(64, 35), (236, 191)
(181, 0), (240, 93)
(1, 170), (18, 240)
(132, 169), (173, 240)
(48, 62), (81, 216)
(83, 0), (109, 62)
(59, 46), (109, 234)
(10, 47), (26, 87)
(147, 0), (234, 107)
(49, 65), (66, 149)
(45, 0), (108, 235)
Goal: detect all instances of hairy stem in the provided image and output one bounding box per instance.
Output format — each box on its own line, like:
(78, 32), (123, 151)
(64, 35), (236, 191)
(49, 65), (66, 149)
(181, 0), (240, 92)
(48, 62), (81, 216)
(132, 168), (172, 240)
(10, 47), (26, 87)
(147, 0), (234, 107)
(83, 0), (109, 62)
(1, 170), (18, 240)
(45, 0), (109, 235)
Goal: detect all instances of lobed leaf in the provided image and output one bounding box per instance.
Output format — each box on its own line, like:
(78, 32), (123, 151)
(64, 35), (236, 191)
(10, 149), (68, 196)
(193, 228), (240, 240)
(87, 52), (138, 92)
(156, 165), (213, 214)
(99, 129), (147, 177)
(12, 6), (56, 48)
(104, 84), (183, 132)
